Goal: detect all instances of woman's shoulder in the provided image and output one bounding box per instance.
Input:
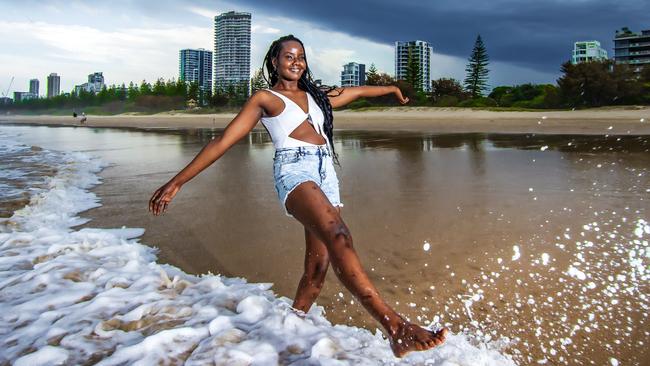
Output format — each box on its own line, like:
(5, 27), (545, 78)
(251, 89), (284, 118)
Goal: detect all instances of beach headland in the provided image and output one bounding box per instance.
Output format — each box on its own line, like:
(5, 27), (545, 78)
(2, 106), (649, 134)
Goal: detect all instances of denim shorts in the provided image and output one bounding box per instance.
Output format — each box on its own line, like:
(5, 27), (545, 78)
(273, 145), (343, 217)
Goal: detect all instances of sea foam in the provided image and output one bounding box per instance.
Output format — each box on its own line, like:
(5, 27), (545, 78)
(0, 137), (515, 365)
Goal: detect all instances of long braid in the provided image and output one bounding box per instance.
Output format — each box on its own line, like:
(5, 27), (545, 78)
(262, 35), (340, 165)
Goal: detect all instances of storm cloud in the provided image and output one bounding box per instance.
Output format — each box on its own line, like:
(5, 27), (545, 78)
(234, 0), (648, 73)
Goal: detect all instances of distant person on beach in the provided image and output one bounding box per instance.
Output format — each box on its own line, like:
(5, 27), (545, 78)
(79, 112), (87, 124)
(149, 34), (447, 357)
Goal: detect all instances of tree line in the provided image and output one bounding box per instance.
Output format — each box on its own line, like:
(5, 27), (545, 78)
(2, 78), (251, 113)
(351, 35), (650, 109)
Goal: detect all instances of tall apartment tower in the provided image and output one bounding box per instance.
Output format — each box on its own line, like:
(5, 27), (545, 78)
(179, 48), (213, 97)
(341, 62), (366, 87)
(395, 40), (432, 92)
(47, 73), (60, 98)
(614, 28), (650, 72)
(571, 41), (608, 64)
(213, 11), (251, 96)
(29, 79), (39, 96)
(88, 72), (105, 92)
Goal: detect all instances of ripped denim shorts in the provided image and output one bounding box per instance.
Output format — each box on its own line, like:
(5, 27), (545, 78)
(273, 145), (343, 217)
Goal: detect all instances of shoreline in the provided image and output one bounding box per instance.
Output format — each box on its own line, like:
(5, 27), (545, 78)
(1, 106), (650, 135)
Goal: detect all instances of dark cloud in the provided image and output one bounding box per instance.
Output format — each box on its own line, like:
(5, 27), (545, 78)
(232, 0), (649, 73)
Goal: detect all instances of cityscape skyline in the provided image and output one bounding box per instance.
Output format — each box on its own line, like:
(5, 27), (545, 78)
(1, 1), (646, 98)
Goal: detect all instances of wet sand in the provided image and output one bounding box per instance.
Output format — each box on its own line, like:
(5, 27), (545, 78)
(2, 125), (648, 365)
(2, 106), (650, 135)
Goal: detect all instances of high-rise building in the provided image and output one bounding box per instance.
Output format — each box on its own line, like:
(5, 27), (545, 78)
(179, 48), (213, 97)
(571, 41), (608, 64)
(214, 11), (251, 96)
(88, 72), (105, 92)
(47, 73), (60, 98)
(13, 91), (36, 102)
(614, 28), (650, 72)
(395, 40), (432, 92)
(341, 62), (366, 87)
(74, 72), (105, 95)
(29, 79), (39, 96)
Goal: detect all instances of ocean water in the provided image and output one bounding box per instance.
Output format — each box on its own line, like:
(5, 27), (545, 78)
(0, 132), (516, 364)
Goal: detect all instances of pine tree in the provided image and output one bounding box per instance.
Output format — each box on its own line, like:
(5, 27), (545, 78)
(464, 35), (490, 98)
(405, 45), (422, 91)
(366, 63), (379, 85)
(127, 82), (139, 102)
(250, 68), (267, 93)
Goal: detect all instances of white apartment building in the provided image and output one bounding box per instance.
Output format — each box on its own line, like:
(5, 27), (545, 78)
(395, 40), (432, 92)
(213, 11), (251, 96)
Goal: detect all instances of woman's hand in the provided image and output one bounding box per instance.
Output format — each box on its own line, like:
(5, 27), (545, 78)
(394, 86), (410, 105)
(149, 181), (181, 216)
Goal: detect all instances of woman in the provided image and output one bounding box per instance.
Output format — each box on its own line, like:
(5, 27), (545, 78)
(149, 35), (447, 357)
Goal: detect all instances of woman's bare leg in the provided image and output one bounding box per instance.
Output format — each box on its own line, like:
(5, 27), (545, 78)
(285, 181), (447, 357)
(292, 224), (331, 312)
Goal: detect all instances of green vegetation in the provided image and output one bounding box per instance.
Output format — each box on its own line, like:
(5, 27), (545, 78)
(405, 45), (422, 92)
(557, 60), (650, 107)
(464, 35), (490, 98)
(1, 78), (253, 115)
(489, 84), (560, 109)
(250, 68), (267, 94)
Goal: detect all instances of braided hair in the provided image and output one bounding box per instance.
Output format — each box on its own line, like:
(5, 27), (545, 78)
(262, 35), (340, 165)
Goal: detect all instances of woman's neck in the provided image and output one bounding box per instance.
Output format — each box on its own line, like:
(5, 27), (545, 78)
(274, 79), (300, 91)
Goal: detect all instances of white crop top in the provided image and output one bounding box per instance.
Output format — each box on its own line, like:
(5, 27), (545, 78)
(260, 89), (328, 149)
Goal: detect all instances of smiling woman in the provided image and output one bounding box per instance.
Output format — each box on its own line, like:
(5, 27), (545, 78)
(148, 34), (447, 358)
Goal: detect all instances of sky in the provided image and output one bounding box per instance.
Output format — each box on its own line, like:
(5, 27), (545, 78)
(0, 0), (647, 97)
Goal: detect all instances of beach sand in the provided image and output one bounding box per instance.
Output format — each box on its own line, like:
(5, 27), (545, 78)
(2, 106), (650, 134)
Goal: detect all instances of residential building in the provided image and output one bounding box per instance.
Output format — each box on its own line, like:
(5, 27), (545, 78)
(0, 97), (11, 105)
(214, 11), (251, 95)
(341, 62), (366, 87)
(13, 91), (37, 102)
(47, 73), (60, 98)
(179, 48), (213, 97)
(88, 72), (105, 92)
(395, 40), (432, 92)
(571, 41), (608, 64)
(29, 79), (39, 96)
(75, 72), (105, 95)
(614, 28), (650, 72)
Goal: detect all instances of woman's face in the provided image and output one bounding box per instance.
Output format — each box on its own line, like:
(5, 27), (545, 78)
(273, 40), (306, 82)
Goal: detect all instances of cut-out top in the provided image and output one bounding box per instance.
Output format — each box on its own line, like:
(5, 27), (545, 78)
(260, 89), (328, 149)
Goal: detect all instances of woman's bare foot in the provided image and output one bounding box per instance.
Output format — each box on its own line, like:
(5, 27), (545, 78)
(388, 321), (448, 358)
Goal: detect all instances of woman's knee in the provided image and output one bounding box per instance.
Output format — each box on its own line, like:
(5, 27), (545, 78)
(322, 218), (353, 251)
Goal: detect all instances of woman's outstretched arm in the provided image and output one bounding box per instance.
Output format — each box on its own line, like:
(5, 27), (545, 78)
(149, 92), (265, 215)
(327, 85), (409, 109)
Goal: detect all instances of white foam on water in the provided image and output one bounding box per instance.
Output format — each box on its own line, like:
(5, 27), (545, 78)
(0, 137), (516, 365)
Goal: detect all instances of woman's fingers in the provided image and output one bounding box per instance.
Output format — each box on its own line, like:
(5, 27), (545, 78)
(156, 194), (168, 215)
(150, 188), (167, 215)
(149, 188), (162, 212)
(150, 183), (179, 216)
